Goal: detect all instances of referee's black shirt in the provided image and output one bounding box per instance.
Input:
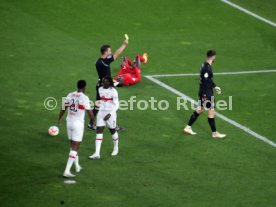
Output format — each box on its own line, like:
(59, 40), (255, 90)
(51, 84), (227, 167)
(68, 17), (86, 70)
(198, 62), (216, 97)
(95, 55), (114, 81)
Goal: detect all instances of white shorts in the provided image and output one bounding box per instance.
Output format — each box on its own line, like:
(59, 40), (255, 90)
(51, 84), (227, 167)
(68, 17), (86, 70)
(67, 120), (84, 142)
(96, 111), (117, 129)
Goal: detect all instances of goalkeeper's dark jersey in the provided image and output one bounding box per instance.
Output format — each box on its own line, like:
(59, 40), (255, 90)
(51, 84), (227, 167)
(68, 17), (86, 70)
(198, 62), (216, 97)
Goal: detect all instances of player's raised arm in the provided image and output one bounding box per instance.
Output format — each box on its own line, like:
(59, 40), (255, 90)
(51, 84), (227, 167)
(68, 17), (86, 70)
(113, 39), (128, 60)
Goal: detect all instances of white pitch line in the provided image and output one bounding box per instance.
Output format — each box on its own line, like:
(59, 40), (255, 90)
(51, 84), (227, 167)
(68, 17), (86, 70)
(148, 69), (276, 78)
(145, 75), (276, 148)
(221, 0), (276, 27)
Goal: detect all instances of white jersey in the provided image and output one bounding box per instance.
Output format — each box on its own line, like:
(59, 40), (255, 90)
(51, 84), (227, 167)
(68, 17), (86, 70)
(64, 91), (91, 123)
(98, 86), (119, 113)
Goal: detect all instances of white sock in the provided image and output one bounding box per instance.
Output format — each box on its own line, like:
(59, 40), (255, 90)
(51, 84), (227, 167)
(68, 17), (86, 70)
(74, 154), (80, 168)
(65, 150), (77, 173)
(95, 134), (103, 155)
(112, 132), (119, 150)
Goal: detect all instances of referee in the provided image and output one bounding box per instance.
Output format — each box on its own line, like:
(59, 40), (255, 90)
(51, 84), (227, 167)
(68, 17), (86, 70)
(183, 50), (226, 139)
(88, 39), (128, 130)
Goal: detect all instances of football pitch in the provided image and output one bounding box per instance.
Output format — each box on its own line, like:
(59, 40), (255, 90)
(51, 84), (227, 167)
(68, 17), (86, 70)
(0, 0), (276, 206)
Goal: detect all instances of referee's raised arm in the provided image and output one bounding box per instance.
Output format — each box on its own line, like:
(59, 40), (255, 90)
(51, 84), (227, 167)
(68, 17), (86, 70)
(113, 39), (129, 60)
(88, 38), (129, 130)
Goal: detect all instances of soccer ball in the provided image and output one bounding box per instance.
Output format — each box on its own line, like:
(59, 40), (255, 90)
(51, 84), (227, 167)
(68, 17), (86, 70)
(48, 126), (59, 136)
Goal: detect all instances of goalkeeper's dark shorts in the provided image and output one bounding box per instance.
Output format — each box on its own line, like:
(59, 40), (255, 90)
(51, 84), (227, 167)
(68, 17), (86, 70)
(198, 92), (215, 109)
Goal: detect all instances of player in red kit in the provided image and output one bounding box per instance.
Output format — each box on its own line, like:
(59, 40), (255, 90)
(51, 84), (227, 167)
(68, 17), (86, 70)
(113, 53), (148, 86)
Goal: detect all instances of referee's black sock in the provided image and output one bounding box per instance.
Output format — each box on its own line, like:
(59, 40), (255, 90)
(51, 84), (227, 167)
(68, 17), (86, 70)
(92, 107), (99, 117)
(208, 117), (216, 132)
(187, 111), (200, 126)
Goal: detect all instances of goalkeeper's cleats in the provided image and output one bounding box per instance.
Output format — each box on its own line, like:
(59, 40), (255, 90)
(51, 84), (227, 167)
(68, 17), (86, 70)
(212, 132), (226, 139)
(184, 126), (197, 135)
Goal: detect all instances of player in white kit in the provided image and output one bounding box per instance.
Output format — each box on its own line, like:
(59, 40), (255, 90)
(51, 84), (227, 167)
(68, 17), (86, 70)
(89, 76), (119, 159)
(57, 80), (95, 178)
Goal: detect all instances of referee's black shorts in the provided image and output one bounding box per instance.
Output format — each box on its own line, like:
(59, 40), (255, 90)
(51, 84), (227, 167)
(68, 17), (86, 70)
(95, 80), (101, 101)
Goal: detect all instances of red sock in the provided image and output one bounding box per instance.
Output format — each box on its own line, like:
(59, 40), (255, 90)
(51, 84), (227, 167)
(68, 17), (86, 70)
(133, 67), (141, 82)
(136, 55), (145, 63)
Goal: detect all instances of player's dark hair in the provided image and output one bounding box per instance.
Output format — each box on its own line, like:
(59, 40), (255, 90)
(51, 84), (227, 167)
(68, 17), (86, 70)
(103, 76), (114, 87)
(77, 80), (86, 89)
(207, 50), (216, 58)
(100, 44), (111, 55)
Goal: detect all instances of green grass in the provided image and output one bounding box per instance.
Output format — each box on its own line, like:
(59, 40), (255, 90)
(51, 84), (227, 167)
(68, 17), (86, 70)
(158, 72), (276, 142)
(0, 0), (276, 206)
(230, 0), (276, 22)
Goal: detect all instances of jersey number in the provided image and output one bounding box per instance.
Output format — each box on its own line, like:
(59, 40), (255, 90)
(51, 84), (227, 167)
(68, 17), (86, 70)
(69, 99), (78, 112)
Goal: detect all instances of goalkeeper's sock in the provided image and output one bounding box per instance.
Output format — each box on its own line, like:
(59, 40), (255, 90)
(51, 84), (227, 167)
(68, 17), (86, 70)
(187, 111), (200, 126)
(95, 134), (103, 155)
(208, 117), (217, 132)
(65, 150), (77, 173)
